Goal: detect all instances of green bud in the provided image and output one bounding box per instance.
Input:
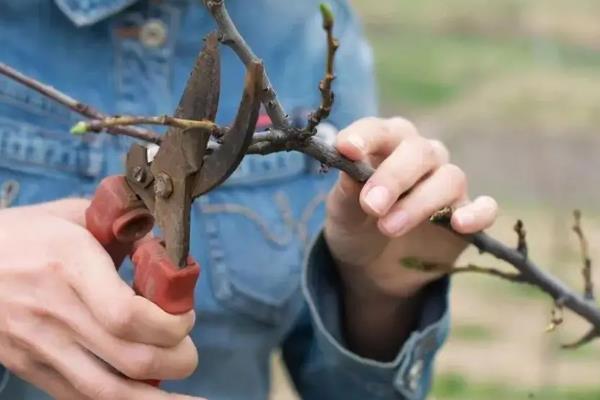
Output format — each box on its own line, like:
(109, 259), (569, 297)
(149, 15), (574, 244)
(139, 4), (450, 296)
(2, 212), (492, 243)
(70, 121), (89, 135)
(319, 3), (334, 29)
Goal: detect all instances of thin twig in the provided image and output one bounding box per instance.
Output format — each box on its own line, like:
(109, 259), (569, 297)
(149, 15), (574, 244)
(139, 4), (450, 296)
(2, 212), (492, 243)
(573, 210), (594, 300)
(400, 257), (529, 284)
(0, 63), (162, 144)
(203, 0), (290, 128)
(306, 4), (339, 132)
(71, 116), (219, 135)
(562, 328), (599, 349)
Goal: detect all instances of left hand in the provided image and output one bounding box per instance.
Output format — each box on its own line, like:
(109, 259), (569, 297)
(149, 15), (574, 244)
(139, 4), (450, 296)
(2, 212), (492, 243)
(325, 117), (498, 301)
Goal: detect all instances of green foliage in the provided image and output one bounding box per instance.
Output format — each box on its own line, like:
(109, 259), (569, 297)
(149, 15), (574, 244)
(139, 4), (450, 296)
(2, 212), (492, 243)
(452, 323), (495, 342)
(433, 373), (600, 400)
(354, 0), (600, 113)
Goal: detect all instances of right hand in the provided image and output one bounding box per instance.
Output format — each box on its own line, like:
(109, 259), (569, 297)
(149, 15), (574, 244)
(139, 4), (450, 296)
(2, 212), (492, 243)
(0, 199), (203, 400)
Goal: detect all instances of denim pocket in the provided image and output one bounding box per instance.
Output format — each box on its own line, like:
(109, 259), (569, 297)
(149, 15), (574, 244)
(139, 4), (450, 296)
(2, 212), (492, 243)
(0, 79), (106, 205)
(196, 153), (331, 326)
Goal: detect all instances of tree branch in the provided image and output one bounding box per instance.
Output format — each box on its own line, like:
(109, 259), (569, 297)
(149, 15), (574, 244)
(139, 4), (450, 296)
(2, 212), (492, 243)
(0, 63), (162, 144)
(71, 115), (219, 135)
(203, 0), (290, 128)
(306, 4), (339, 132)
(400, 257), (530, 284)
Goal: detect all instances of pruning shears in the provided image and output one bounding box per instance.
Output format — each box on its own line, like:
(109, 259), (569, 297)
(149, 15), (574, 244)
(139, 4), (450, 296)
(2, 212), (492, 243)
(85, 32), (262, 384)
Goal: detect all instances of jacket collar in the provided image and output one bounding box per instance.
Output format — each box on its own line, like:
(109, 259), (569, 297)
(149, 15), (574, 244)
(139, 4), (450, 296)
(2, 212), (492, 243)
(54, 0), (139, 26)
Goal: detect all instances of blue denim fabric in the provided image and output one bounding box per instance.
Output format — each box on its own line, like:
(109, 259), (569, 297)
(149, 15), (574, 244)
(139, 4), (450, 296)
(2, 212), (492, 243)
(0, 1), (449, 399)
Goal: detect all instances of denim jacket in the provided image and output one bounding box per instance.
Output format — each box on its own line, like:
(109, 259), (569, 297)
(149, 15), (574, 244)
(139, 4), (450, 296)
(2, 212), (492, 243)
(0, 1), (450, 399)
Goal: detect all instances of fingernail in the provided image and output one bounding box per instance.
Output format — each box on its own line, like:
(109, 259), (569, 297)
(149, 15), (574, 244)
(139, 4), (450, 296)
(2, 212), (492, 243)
(455, 211), (474, 227)
(347, 134), (366, 153)
(364, 186), (390, 214)
(381, 210), (409, 236)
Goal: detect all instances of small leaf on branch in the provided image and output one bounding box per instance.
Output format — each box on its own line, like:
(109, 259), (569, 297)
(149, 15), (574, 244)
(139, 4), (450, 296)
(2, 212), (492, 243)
(401, 257), (429, 271)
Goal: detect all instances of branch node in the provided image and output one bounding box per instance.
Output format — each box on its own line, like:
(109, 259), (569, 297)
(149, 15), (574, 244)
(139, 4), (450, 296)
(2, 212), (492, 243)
(545, 299), (564, 333)
(514, 219), (528, 258)
(573, 209), (594, 301)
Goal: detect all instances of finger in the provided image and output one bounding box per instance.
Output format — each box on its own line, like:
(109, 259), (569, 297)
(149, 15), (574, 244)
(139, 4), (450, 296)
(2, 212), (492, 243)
(336, 117), (417, 161)
(378, 164), (468, 237)
(451, 195), (498, 234)
(0, 336), (89, 400)
(83, 329), (199, 381)
(31, 323), (203, 400)
(60, 229), (195, 346)
(15, 363), (88, 400)
(360, 136), (446, 217)
(53, 290), (198, 381)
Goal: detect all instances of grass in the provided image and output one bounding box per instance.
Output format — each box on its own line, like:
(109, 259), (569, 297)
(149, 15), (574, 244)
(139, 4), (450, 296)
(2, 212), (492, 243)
(452, 322), (495, 342)
(432, 373), (600, 400)
(353, 0), (600, 118)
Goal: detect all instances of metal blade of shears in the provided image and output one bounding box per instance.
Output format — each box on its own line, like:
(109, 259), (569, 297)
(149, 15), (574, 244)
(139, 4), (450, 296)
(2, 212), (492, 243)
(125, 32), (221, 267)
(191, 61), (263, 197)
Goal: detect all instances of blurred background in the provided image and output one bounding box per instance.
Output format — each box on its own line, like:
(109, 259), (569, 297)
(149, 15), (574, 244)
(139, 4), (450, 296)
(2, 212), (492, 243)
(272, 0), (600, 399)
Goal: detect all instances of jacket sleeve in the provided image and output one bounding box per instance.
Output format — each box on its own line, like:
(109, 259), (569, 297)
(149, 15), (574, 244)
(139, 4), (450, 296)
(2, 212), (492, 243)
(281, 233), (450, 400)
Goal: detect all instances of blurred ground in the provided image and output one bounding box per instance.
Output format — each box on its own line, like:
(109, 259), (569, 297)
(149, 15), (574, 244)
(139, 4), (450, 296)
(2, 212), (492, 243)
(271, 0), (600, 398)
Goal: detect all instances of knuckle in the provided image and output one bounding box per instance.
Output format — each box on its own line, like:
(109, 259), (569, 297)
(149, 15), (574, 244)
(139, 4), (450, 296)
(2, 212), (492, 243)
(385, 117), (418, 138)
(104, 301), (136, 337)
(341, 116), (380, 136)
(443, 164), (467, 192)
(428, 139), (450, 163)
(122, 347), (158, 380)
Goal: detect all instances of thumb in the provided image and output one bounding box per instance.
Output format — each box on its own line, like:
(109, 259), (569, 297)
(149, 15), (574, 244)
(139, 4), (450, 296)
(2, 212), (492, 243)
(326, 171), (369, 228)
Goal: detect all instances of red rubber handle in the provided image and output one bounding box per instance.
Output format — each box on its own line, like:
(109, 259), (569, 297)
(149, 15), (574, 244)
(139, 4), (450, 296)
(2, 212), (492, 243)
(86, 176), (200, 387)
(86, 176), (154, 267)
(131, 238), (200, 314)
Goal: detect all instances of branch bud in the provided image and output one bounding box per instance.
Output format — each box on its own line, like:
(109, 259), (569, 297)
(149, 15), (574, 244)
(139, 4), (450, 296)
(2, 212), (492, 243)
(70, 121), (89, 135)
(319, 3), (334, 30)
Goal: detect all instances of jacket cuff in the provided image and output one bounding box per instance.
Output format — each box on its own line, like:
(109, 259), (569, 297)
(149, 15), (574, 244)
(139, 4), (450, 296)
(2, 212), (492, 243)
(303, 231), (450, 400)
(0, 366), (8, 394)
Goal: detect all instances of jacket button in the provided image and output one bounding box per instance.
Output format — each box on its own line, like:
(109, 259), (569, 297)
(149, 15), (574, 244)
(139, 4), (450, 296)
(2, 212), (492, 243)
(140, 19), (168, 48)
(407, 358), (424, 392)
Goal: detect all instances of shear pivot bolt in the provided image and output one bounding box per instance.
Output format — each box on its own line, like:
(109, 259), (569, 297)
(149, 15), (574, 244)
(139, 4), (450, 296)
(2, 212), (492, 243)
(155, 173), (173, 198)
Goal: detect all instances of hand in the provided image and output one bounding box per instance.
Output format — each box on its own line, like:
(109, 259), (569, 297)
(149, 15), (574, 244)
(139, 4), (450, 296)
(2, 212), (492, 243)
(0, 199), (202, 400)
(326, 117), (498, 300)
